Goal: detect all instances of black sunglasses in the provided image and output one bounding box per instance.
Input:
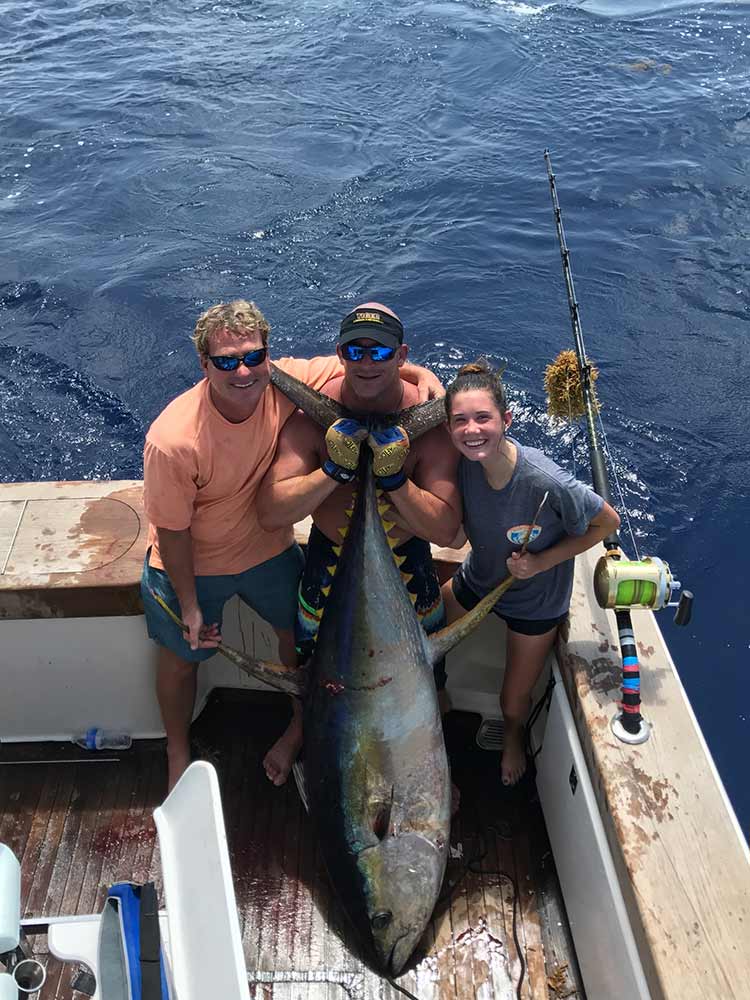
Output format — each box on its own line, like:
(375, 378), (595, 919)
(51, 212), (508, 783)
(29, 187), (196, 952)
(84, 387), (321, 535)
(207, 348), (267, 371)
(340, 343), (396, 363)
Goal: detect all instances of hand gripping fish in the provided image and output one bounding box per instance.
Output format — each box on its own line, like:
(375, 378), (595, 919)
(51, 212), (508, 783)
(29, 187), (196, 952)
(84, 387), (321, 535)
(155, 364), (527, 977)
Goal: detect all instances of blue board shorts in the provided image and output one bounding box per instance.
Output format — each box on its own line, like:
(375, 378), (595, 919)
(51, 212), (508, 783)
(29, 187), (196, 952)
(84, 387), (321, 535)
(141, 543), (305, 662)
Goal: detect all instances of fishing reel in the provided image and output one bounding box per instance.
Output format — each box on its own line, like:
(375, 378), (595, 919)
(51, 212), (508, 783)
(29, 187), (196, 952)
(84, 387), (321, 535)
(593, 550), (693, 625)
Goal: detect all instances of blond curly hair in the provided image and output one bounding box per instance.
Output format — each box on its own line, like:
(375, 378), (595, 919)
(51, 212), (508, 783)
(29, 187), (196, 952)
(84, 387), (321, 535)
(191, 300), (270, 356)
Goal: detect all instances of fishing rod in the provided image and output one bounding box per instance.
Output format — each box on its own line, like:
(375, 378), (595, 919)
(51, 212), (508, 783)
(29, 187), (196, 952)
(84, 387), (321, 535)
(543, 149), (693, 745)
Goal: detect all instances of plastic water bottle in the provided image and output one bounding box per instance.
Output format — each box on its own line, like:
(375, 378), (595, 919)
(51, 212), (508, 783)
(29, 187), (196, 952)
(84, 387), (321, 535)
(72, 727), (132, 751)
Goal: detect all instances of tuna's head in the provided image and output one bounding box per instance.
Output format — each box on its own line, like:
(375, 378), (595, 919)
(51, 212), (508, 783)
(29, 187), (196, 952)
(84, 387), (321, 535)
(357, 830), (446, 976)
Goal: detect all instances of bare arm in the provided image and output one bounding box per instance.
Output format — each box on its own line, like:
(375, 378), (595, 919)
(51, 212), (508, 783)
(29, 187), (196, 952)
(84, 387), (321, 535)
(256, 414), (339, 530)
(156, 526), (219, 650)
(507, 501), (621, 579)
(386, 428), (462, 548)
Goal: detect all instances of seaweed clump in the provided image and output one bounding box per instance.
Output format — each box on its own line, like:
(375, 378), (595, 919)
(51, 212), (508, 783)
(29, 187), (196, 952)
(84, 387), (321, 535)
(544, 349), (600, 420)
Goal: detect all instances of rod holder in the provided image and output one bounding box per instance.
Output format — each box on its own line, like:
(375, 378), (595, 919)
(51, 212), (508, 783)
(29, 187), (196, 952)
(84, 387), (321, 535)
(11, 957), (46, 994)
(611, 711), (651, 745)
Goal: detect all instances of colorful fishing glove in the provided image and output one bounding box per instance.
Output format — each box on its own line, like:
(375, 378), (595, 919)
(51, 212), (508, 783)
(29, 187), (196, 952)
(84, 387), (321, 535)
(369, 425), (410, 491)
(323, 418), (368, 484)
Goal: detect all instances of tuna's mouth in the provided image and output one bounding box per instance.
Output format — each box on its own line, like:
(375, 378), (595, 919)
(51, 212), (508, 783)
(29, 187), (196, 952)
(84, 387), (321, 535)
(387, 933), (412, 978)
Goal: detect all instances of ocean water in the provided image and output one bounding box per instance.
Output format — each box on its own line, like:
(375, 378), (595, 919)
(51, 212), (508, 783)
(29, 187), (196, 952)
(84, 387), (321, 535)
(1, 0), (748, 832)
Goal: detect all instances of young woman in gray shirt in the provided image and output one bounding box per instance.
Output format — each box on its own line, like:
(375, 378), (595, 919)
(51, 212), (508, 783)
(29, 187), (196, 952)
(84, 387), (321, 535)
(441, 361), (620, 786)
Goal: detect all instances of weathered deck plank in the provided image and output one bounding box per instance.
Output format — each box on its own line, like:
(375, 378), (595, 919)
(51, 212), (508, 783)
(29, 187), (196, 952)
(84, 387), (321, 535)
(75, 760), (127, 920)
(5, 766), (47, 907)
(525, 794), (585, 999)
(24, 768), (76, 923)
(476, 821), (515, 1000)
(37, 955), (65, 1000)
(512, 805), (550, 999)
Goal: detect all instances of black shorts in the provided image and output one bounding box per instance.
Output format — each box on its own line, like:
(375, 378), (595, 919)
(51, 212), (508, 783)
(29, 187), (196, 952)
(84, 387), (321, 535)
(451, 571), (567, 637)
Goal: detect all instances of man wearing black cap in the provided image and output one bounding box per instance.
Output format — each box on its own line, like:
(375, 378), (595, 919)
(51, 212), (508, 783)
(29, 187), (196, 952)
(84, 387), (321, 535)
(257, 301), (461, 782)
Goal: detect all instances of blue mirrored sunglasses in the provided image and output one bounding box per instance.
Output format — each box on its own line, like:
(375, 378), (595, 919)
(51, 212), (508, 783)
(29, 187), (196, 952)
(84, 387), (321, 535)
(208, 348), (267, 371)
(340, 343), (396, 363)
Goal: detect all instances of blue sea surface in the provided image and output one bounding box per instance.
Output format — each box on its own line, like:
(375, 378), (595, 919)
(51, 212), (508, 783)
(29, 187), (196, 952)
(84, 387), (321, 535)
(1, 0), (748, 832)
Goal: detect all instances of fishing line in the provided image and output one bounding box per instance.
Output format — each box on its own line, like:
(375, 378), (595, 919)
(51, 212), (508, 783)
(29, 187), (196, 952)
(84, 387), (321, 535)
(524, 674), (556, 762)
(467, 829), (525, 1000)
(237, 596), (250, 653)
(596, 410), (641, 561)
(566, 373), (578, 482)
(386, 975), (422, 999)
(436, 812), (526, 1000)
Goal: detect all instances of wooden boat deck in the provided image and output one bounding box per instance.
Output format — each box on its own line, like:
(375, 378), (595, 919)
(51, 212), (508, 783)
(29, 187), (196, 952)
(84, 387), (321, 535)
(1, 691), (583, 1000)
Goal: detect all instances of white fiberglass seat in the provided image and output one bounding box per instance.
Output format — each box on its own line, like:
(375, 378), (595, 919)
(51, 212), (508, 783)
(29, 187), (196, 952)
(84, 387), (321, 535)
(0, 843), (20, 957)
(0, 842), (20, 1000)
(153, 760), (250, 1000)
(46, 760), (248, 1000)
(0, 973), (17, 999)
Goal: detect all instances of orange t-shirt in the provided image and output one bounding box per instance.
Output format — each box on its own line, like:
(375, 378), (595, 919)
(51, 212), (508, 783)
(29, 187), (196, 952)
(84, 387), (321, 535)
(144, 355), (342, 575)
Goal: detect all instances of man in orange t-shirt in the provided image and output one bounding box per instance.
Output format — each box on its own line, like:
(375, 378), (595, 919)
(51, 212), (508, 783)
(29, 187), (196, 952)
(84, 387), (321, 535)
(141, 299), (442, 792)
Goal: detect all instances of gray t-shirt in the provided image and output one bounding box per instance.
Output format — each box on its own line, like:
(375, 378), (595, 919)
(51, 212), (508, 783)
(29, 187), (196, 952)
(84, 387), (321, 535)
(459, 438), (604, 620)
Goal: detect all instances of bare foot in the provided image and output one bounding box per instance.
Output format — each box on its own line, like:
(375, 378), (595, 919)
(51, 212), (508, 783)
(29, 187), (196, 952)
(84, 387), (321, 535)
(166, 745), (190, 794)
(263, 717), (303, 786)
(500, 730), (527, 787)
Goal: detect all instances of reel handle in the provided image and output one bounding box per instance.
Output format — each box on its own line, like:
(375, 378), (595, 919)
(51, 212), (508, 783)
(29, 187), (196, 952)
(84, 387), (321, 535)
(673, 590), (693, 626)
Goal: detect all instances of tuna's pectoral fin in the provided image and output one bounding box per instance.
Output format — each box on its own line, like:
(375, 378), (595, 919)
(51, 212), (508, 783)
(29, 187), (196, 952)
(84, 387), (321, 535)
(149, 588), (306, 697)
(270, 363), (344, 430)
(427, 573), (516, 663)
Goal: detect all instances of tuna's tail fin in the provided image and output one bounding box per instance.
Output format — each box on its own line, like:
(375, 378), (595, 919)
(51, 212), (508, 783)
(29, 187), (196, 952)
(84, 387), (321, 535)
(218, 642), (307, 697)
(270, 362), (447, 440)
(270, 364), (344, 429)
(397, 397), (446, 441)
(149, 589), (306, 697)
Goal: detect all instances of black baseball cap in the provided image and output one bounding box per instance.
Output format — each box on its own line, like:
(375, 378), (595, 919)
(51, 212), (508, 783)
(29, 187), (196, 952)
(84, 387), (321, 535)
(338, 306), (404, 351)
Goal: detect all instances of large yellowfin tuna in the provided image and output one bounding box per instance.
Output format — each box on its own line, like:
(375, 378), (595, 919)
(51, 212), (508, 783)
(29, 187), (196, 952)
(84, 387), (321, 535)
(156, 365), (518, 976)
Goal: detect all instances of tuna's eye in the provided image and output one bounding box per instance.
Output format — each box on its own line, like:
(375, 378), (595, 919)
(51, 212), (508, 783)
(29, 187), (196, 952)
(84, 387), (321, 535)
(371, 911), (392, 931)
